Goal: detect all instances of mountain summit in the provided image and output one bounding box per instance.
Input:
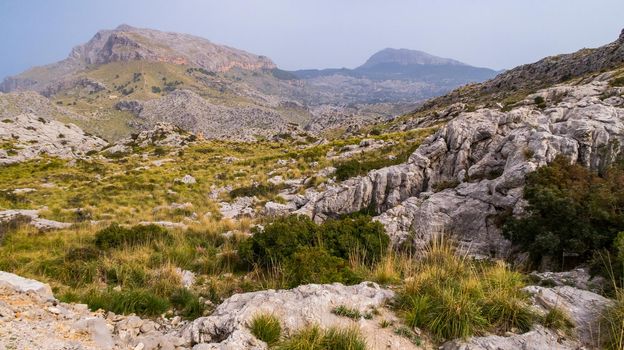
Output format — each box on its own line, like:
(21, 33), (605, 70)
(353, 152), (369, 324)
(0, 25), (276, 93)
(69, 24), (276, 71)
(358, 48), (465, 69)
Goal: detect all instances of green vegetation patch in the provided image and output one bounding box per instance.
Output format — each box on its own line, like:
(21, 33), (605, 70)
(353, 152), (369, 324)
(240, 215), (388, 287)
(503, 155), (624, 274)
(249, 313), (282, 345)
(396, 239), (537, 341)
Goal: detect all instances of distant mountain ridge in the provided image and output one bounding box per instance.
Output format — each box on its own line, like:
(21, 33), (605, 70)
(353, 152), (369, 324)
(0, 25), (499, 141)
(291, 48), (497, 83)
(359, 48), (466, 68)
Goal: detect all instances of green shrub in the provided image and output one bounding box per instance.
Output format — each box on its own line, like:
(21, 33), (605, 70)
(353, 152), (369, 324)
(397, 239), (536, 341)
(169, 288), (205, 319)
(275, 325), (366, 350)
(80, 288), (170, 316)
(230, 183), (282, 199)
(240, 215), (388, 287)
(248, 313), (282, 345)
(320, 215), (388, 264)
(239, 215), (318, 267)
(534, 96), (547, 109)
(94, 224), (172, 249)
(285, 247), (359, 287)
(503, 156), (624, 270)
(610, 76), (624, 87)
(332, 305), (362, 319)
(543, 307), (575, 333)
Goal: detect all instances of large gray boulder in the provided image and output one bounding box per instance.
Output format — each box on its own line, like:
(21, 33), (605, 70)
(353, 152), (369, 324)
(0, 271), (53, 299)
(180, 282), (418, 350)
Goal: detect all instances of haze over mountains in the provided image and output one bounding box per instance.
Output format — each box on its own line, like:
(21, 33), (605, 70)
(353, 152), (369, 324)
(0, 24), (498, 141)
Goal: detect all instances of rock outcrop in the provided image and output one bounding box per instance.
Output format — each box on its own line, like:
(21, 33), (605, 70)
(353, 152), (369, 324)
(0, 114), (107, 165)
(442, 325), (581, 350)
(0, 271), (189, 350)
(126, 90), (294, 141)
(443, 284), (612, 349)
(300, 75), (624, 256)
(0, 209), (72, 231)
(180, 282), (419, 350)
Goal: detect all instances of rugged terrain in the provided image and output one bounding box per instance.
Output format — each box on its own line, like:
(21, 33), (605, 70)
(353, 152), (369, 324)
(1, 26), (624, 350)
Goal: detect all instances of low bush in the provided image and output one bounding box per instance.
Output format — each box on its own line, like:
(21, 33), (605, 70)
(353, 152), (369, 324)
(230, 183), (283, 199)
(396, 238), (537, 341)
(239, 215), (388, 287)
(503, 156), (624, 270)
(248, 313), (282, 345)
(94, 224), (172, 249)
(275, 325), (366, 350)
(79, 288), (170, 316)
(169, 288), (205, 319)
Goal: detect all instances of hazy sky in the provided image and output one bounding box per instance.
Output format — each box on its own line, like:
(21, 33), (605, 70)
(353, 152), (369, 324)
(1, 0), (623, 79)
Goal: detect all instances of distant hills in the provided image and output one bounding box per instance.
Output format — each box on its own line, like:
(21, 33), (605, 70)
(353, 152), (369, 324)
(290, 48), (498, 105)
(0, 25), (498, 140)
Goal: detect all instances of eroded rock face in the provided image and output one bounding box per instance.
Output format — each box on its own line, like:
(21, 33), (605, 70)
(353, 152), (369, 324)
(303, 77), (624, 256)
(180, 282), (419, 350)
(0, 114), (107, 165)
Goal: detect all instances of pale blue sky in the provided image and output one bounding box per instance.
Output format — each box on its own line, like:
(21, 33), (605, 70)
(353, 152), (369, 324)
(1, 0), (623, 79)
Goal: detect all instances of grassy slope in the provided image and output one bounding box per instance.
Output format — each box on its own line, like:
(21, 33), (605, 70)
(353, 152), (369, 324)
(47, 61), (314, 141)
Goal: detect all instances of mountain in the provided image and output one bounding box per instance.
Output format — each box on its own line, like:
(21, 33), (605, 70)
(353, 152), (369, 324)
(0, 25), (498, 141)
(0, 24), (276, 93)
(291, 48), (498, 105)
(359, 48), (466, 68)
(0, 25), (311, 140)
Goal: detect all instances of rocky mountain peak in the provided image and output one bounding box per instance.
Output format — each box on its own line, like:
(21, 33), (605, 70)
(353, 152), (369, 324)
(358, 48), (465, 69)
(620, 28), (624, 42)
(68, 25), (276, 72)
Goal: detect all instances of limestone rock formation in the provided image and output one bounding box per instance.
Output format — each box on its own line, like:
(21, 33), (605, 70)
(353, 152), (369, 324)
(301, 75), (624, 256)
(524, 285), (612, 347)
(0, 114), (107, 165)
(441, 325), (581, 350)
(180, 282), (419, 350)
(124, 90), (293, 140)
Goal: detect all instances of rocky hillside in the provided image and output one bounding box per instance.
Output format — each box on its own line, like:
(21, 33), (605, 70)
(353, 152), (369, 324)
(291, 73), (624, 257)
(0, 114), (107, 165)
(408, 28), (624, 116)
